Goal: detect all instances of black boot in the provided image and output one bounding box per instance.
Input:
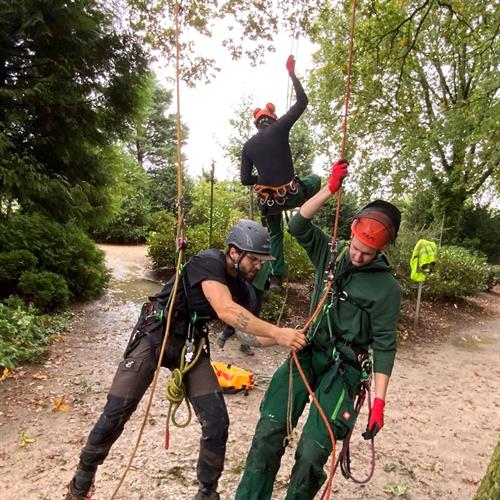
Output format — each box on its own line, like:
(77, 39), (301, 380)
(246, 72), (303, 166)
(193, 482), (220, 500)
(64, 480), (95, 499)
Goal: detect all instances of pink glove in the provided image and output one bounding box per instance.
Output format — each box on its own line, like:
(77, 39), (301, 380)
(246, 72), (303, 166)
(328, 159), (349, 194)
(363, 397), (385, 440)
(286, 55), (295, 74)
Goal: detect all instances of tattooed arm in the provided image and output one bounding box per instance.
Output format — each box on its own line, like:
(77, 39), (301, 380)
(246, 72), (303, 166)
(201, 280), (306, 351)
(235, 329), (276, 347)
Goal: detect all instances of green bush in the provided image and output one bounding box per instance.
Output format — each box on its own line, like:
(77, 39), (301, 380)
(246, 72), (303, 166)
(0, 213), (110, 302)
(424, 246), (490, 299)
(485, 265), (500, 291)
(147, 211), (178, 271)
(18, 271), (70, 311)
(0, 250), (38, 296)
(260, 292), (290, 324)
(284, 231), (314, 281)
(0, 297), (68, 369)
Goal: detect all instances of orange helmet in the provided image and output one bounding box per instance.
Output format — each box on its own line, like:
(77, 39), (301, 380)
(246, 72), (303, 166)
(253, 102), (277, 125)
(351, 200), (401, 250)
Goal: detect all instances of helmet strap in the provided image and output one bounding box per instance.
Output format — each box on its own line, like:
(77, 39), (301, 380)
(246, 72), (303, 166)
(233, 250), (246, 279)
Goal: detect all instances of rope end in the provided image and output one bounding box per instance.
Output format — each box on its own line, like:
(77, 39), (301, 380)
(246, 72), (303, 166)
(165, 429), (170, 450)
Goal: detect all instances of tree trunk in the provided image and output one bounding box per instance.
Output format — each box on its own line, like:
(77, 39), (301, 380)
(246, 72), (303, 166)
(474, 435), (500, 500)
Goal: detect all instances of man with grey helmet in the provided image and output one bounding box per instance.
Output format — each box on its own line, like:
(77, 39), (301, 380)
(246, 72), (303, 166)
(65, 219), (306, 500)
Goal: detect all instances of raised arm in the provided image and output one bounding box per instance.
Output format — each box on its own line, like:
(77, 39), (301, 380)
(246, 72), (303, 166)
(201, 280), (306, 352)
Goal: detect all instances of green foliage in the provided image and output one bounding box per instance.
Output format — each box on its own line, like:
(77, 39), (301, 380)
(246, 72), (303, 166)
(425, 246), (490, 300)
(18, 271), (70, 311)
(184, 178), (248, 257)
(485, 265), (500, 292)
(308, 1), (499, 231)
(455, 206), (500, 264)
(147, 211), (178, 271)
(93, 151), (153, 243)
(0, 297), (69, 369)
(0, 250), (37, 286)
(0, 0), (149, 226)
(383, 482), (410, 497)
(283, 231), (314, 281)
(474, 435), (500, 500)
(260, 292), (289, 324)
(0, 213), (110, 303)
(289, 118), (315, 178)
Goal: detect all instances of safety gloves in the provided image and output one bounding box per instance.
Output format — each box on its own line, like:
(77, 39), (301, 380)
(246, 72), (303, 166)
(328, 159), (349, 194)
(286, 55), (295, 75)
(362, 397), (385, 440)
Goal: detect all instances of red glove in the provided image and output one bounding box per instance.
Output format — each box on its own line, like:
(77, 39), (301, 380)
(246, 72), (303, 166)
(328, 159), (349, 194)
(286, 55), (295, 74)
(362, 397), (385, 440)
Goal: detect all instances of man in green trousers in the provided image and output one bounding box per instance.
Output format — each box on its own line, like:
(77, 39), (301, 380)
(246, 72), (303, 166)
(236, 160), (402, 500)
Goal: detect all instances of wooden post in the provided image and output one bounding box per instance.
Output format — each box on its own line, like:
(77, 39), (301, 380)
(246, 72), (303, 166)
(414, 281), (423, 328)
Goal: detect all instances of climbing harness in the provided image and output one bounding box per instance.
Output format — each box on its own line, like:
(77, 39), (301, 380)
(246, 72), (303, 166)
(253, 177), (300, 207)
(285, 1), (359, 498)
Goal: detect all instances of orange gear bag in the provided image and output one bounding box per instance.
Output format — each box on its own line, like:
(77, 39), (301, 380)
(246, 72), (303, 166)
(212, 361), (254, 394)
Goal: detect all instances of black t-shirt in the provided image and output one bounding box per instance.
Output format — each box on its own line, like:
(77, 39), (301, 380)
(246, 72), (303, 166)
(156, 249), (250, 321)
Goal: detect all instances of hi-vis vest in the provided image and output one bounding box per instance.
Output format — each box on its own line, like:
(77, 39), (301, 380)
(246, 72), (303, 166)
(410, 239), (437, 282)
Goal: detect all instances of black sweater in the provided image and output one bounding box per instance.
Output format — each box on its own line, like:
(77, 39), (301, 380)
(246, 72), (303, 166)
(240, 74), (308, 187)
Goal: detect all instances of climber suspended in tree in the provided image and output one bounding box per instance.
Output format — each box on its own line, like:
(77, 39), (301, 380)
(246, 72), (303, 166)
(240, 55), (321, 293)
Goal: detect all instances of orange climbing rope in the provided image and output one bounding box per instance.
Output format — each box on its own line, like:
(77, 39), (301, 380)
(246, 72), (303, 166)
(109, 3), (186, 499)
(288, 1), (358, 499)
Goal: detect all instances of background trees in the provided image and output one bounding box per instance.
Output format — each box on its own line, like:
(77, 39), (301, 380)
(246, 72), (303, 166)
(308, 0), (499, 241)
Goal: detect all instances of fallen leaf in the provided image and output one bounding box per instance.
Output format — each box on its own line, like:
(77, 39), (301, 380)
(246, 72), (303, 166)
(20, 430), (36, 447)
(51, 396), (70, 412)
(0, 368), (12, 382)
(32, 372), (48, 380)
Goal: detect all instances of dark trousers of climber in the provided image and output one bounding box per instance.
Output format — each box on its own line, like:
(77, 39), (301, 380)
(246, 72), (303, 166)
(260, 174), (321, 279)
(71, 330), (227, 495)
(235, 347), (362, 500)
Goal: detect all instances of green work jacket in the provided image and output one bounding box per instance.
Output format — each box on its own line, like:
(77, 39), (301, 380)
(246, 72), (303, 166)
(288, 213), (401, 376)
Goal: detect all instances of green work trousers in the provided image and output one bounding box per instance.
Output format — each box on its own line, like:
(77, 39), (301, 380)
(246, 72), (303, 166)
(235, 347), (362, 500)
(260, 174), (321, 278)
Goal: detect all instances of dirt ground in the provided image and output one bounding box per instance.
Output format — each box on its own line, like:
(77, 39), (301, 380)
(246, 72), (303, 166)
(1, 244), (499, 500)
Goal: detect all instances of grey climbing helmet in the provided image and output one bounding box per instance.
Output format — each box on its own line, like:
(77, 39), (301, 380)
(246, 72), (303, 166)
(225, 219), (275, 260)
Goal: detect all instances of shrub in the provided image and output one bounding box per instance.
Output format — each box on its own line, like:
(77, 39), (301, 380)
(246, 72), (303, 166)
(0, 297), (68, 369)
(147, 211), (178, 271)
(424, 246), (490, 299)
(18, 271), (70, 311)
(260, 292), (290, 324)
(0, 250), (38, 297)
(485, 265), (500, 292)
(283, 231), (314, 281)
(0, 213), (110, 302)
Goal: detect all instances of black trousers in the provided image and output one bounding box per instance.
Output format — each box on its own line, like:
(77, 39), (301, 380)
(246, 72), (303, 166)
(74, 326), (228, 493)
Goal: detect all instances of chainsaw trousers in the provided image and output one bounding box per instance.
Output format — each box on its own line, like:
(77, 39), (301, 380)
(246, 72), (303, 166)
(72, 328), (228, 495)
(235, 348), (362, 500)
(260, 174), (321, 278)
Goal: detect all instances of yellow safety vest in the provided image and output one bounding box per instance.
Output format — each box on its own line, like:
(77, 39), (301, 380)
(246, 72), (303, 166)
(410, 239), (437, 282)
